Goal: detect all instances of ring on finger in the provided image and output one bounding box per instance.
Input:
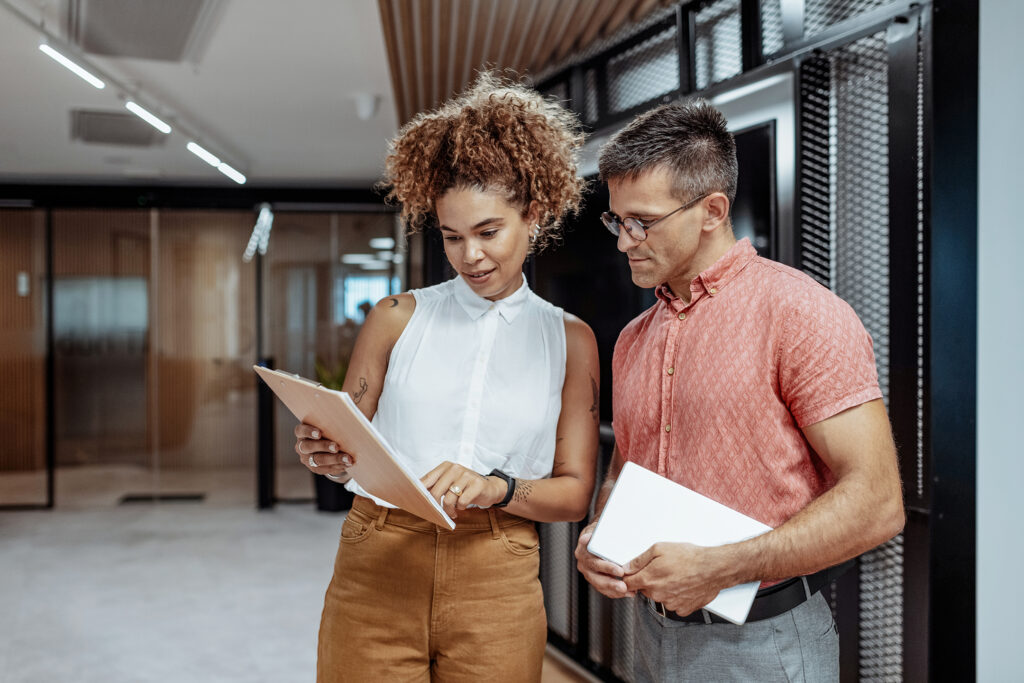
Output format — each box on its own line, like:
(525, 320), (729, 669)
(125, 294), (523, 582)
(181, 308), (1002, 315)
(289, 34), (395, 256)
(309, 455), (318, 468)
(448, 484), (462, 495)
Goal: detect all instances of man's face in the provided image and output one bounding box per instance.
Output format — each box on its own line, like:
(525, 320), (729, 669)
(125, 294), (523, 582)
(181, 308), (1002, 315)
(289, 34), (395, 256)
(607, 166), (704, 292)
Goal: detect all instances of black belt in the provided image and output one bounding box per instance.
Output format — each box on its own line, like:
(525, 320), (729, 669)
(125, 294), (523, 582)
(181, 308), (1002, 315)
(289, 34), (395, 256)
(644, 560), (853, 624)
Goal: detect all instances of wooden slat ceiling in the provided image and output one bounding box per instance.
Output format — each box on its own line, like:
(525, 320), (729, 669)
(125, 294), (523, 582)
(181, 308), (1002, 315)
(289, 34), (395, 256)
(377, 0), (676, 124)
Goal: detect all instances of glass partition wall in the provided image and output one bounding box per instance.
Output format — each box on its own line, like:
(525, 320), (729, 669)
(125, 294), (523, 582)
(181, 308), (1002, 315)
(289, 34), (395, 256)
(0, 206), (401, 508)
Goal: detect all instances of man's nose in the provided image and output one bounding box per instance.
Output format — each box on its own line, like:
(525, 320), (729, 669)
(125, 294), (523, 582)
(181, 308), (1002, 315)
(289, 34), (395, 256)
(617, 226), (639, 253)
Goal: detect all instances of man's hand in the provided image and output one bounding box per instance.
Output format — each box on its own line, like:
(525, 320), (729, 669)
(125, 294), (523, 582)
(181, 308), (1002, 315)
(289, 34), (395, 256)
(622, 542), (725, 616)
(574, 522), (634, 599)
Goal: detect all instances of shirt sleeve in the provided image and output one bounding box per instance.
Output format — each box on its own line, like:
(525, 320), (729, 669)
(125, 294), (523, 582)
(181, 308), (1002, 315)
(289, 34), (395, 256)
(778, 286), (883, 428)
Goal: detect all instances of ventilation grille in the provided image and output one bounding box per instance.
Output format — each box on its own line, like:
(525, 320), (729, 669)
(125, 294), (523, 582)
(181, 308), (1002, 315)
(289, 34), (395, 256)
(66, 0), (223, 62)
(70, 110), (167, 147)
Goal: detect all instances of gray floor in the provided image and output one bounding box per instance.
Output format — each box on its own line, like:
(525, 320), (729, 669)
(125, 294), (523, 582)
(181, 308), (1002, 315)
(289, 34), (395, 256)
(1, 503), (342, 683)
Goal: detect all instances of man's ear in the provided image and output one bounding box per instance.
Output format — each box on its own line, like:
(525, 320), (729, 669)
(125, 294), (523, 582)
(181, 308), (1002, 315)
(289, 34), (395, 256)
(702, 193), (730, 232)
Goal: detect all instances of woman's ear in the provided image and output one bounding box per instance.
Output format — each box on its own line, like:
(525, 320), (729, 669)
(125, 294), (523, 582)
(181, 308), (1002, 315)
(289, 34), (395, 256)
(702, 193), (731, 232)
(523, 200), (543, 227)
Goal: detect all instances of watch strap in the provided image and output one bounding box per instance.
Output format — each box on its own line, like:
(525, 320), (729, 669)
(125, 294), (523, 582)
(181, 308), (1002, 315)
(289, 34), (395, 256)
(488, 469), (516, 508)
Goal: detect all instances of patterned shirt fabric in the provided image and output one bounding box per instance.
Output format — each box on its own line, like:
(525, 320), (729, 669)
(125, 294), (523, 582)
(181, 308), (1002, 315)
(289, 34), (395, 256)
(611, 238), (882, 529)
(346, 275), (567, 507)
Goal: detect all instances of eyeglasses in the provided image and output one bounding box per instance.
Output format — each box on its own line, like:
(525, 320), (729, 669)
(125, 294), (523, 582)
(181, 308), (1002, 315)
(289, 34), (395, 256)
(601, 193), (709, 242)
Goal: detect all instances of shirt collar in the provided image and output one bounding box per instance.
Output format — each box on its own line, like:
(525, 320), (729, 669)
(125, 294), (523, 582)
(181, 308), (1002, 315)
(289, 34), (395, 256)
(452, 273), (531, 324)
(656, 238), (757, 305)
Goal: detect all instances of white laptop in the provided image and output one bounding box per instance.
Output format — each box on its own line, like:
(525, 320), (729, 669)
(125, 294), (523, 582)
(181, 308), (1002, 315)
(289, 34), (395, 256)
(586, 461), (772, 625)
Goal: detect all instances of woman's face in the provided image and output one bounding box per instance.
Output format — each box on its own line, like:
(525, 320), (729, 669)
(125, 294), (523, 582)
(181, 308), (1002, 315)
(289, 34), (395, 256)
(435, 186), (538, 301)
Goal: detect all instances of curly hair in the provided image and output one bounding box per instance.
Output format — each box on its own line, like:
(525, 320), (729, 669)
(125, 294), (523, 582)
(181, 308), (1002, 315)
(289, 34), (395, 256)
(383, 72), (585, 252)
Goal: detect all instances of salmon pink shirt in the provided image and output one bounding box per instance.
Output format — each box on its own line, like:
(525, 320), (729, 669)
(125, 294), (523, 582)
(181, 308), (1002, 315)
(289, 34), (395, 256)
(611, 238), (881, 528)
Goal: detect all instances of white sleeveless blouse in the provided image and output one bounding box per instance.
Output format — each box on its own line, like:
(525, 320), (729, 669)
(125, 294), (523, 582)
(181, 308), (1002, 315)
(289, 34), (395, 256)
(345, 275), (567, 507)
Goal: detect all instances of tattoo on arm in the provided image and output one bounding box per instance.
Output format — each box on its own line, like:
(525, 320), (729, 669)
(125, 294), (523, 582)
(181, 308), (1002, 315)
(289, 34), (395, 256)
(589, 375), (599, 424)
(513, 480), (534, 504)
(352, 377), (369, 404)
(387, 297), (398, 308)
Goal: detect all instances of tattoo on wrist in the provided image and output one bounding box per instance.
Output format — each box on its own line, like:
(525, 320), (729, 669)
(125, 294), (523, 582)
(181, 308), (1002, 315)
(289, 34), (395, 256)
(589, 376), (599, 423)
(352, 377), (369, 404)
(513, 480), (533, 504)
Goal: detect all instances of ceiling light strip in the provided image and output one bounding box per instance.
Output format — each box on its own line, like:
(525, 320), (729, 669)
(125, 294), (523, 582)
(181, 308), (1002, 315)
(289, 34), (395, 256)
(38, 43), (104, 89)
(125, 101), (171, 134)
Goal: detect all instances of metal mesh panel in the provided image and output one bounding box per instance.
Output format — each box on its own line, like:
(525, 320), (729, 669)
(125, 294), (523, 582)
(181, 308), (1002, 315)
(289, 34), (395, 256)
(832, 33), (890, 400)
(585, 68), (599, 125)
(694, 0), (742, 90)
(800, 30), (906, 680)
(606, 27), (679, 114)
(539, 521), (577, 642)
(589, 590), (636, 681)
(805, 0), (894, 38)
(798, 55), (834, 288)
(761, 0), (785, 56)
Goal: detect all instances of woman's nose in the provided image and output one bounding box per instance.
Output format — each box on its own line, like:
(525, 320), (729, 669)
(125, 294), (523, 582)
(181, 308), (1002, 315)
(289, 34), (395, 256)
(463, 239), (484, 262)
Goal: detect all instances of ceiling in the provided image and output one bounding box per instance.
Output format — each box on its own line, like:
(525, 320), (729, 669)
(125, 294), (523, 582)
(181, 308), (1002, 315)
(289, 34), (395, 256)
(0, 0), (671, 189)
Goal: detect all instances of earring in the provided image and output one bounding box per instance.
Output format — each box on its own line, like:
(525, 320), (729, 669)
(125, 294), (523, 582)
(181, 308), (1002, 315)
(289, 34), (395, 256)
(530, 224), (540, 243)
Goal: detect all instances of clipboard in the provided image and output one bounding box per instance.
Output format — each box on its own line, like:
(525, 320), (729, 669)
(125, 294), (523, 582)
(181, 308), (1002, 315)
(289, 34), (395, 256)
(254, 365), (455, 530)
(587, 461), (772, 625)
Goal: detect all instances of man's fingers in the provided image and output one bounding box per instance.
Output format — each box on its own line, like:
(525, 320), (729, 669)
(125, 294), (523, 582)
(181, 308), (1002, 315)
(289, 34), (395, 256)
(623, 544), (657, 575)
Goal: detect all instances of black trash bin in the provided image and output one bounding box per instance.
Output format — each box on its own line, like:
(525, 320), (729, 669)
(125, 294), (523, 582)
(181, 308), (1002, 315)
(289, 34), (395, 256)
(313, 474), (354, 512)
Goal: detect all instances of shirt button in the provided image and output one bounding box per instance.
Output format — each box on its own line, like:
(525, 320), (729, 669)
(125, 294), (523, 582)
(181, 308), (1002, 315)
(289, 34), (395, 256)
(665, 424), (671, 433)
(667, 367), (674, 375)
(677, 312), (686, 320)
(709, 288), (718, 294)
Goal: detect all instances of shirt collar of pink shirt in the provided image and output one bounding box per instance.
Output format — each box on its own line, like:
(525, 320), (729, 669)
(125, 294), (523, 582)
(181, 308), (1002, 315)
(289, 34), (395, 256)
(655, 237), (757, 307)
(451, 273), (531, 324)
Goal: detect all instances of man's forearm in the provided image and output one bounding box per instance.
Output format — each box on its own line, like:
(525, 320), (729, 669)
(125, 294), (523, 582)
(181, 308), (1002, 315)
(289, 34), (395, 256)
(713, 472), (904, 587)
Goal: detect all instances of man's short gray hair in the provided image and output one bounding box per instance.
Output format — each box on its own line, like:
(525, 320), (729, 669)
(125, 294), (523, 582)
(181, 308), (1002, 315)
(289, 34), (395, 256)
(598, 99), (738, 205)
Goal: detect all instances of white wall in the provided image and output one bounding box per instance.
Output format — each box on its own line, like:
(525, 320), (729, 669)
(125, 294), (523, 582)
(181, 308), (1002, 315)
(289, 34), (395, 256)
(977, 0), (1024, 680)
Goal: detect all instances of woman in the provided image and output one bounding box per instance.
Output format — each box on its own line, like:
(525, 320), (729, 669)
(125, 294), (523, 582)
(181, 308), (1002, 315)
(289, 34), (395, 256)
(294, 73), (599, 682)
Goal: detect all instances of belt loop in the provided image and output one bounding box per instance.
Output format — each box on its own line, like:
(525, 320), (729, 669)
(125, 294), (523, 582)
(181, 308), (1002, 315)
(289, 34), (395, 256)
(487, 508), (501, 539)
(801, 575), (812, 600)
(374, 504), (389, 530)
(701, 608), (712, 625)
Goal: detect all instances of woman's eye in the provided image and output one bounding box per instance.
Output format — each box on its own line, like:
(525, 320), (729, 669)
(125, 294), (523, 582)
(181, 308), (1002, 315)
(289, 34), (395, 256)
(444, 235), (461, 242)
(480, 230), (498, 238)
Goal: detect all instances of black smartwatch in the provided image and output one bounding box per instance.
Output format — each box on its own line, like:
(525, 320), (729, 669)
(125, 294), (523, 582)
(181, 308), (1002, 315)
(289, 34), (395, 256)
(488, 469), (516, 508)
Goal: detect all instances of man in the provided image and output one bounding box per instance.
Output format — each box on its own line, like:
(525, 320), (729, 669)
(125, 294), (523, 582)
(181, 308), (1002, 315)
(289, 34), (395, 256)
(574, 101), (904, 681)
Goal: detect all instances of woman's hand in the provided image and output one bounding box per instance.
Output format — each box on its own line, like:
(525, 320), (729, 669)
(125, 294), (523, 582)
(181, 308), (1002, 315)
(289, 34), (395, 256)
(421, 461), (504, 519)
(294, 423), (354, 482)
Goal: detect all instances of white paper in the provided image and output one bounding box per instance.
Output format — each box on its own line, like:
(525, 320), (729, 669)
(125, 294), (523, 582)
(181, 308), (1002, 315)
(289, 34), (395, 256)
(587, 461), (772, 625)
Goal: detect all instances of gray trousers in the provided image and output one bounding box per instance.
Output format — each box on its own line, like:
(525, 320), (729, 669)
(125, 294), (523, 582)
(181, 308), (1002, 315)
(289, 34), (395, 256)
(633, 592), (839, 682)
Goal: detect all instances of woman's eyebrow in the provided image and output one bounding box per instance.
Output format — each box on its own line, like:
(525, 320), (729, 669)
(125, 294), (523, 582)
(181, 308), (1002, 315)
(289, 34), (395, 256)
(439, 217), (503, 232)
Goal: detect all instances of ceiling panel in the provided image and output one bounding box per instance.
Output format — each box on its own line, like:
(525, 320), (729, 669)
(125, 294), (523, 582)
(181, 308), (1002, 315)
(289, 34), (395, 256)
(377, 0), (676, 123)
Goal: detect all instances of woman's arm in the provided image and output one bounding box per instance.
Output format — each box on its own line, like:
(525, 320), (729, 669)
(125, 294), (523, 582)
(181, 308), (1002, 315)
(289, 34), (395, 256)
(424, 312), (600, 522)
(294, 294), (415, 481)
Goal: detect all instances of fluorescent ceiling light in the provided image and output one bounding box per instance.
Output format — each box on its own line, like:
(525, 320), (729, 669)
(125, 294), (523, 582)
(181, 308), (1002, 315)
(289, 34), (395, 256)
(369, 237), (395, 249)
(217, 162), (246, 185)
(341, 254), (378, 264)
(38, 43), (104, 89)
(359, 261), (391, 270)
(187, 142), (220, 167)
(125, 101), (171, 134)
(376, 250), (394, 260)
